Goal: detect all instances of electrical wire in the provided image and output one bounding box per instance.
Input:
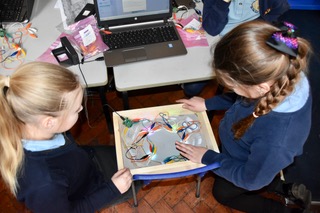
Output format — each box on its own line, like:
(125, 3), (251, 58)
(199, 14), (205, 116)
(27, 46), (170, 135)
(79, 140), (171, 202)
(77, 63), (88, 88)
(103, 103), (125, 120)
(121, 112), (202, 166)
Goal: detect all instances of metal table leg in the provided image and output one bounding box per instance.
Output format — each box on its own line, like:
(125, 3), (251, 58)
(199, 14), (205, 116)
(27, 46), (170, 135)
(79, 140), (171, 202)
(98, 86), (113, 133)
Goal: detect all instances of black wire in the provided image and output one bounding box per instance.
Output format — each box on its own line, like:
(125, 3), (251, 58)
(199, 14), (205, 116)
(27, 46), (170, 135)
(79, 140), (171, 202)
(0, 55), (9, 63)
(103, 103), (125, 121)
(77, 59), (126, 122)
(180, 10), (188, 20)
(0, 51), (17, 63)
(77, 63), (88, 88)
(78, 56), (104, 85)
(82, 57), (104, 63)
(83, 59), (96, 63)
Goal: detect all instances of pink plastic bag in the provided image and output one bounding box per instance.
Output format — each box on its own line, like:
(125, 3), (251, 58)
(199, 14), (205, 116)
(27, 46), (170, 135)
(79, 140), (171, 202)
(66, 15), (109, 59)
(36, 32), (69, 65)
(176, 14), (209, 48)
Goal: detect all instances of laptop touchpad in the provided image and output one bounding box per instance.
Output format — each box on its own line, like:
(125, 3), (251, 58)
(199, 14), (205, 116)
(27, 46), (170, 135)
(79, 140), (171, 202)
(123, 48), (147, 63)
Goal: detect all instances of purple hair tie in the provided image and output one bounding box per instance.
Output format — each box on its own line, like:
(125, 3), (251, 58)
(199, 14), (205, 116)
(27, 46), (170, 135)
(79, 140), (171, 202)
(266, 22), (298, 58)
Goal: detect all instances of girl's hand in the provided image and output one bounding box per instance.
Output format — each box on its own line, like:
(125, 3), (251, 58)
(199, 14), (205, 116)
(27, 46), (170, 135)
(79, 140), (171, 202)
(111, 168), (132, 194)
(176, 96), (207, 112)
(175, 142), (208, 163)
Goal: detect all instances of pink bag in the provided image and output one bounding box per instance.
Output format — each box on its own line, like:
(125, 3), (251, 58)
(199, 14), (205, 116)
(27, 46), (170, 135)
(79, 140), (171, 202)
(36, 32), (69, 64)
(66, 15), (109, 59)
(176, 14), (209, 48)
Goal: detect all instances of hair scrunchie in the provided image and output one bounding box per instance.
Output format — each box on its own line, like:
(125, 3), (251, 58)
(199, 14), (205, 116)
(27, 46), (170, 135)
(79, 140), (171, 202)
(266, 21), (298, 58)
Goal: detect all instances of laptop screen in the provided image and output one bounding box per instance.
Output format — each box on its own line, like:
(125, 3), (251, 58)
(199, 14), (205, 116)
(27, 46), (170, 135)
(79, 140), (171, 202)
(95, 0), (172, 28)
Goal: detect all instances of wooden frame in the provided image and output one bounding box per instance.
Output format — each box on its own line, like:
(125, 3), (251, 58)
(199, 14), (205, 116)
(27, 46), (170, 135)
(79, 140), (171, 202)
(113, 104), (219, 175)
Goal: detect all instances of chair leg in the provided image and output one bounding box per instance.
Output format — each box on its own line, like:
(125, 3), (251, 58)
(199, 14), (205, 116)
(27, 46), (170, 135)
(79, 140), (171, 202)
(196, 175), (201, 198)
(132, 181), (138, 207)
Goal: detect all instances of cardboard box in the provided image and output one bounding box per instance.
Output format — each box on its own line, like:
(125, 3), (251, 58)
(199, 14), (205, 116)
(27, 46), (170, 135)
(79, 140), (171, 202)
(113, 104), (219, 175)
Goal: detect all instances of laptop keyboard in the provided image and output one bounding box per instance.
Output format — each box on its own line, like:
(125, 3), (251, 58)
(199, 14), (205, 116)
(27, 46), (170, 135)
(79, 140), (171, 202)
(102, 24), (179, 50)
(0, 0), (24, 22)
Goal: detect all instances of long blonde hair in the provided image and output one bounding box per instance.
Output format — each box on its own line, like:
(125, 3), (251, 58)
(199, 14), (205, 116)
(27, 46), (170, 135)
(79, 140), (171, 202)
(213, 20), (311, 139)
(0, 62), (80, 196)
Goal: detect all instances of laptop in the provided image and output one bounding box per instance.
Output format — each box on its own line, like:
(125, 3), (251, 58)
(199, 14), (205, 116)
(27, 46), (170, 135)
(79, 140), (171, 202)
(94, 0), (187, 67)
(0, 0), (35, 22)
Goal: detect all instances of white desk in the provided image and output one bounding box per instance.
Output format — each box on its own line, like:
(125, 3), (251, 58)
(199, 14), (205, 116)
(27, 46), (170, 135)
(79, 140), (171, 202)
(112, 5), (220, 109)
(113, 35), (219, 91)
(1, 0), (108, 87)
(0, 0), (112, 131)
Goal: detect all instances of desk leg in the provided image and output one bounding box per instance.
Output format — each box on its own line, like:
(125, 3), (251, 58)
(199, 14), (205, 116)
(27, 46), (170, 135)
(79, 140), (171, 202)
(98, 86), (113, 133)
(110, 66), (129, 110)
(122, 91), (130, 110)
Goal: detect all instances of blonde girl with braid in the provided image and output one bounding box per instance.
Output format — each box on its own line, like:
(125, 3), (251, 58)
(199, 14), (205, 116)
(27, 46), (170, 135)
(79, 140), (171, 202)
(176, 20), (312, 213)
(0, 62), (132, 213)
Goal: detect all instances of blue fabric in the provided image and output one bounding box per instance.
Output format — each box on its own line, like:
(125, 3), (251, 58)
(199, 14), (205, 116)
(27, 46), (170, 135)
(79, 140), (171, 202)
(17, 134), (121, 213)
(220, 0), (260, 36)
(183, 80), (209, 97)
(202, 75), (312, 191)
(273, 72), (309, 112)
(22, 133), (65, 152)
(202, 0), (290, 36)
